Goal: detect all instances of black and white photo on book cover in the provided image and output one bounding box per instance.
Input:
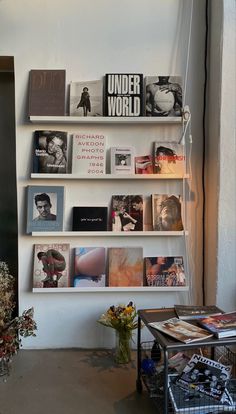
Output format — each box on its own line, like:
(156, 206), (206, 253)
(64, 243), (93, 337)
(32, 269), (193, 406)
(111, 194), (143, 231)
(72, 247), (106, 287)
(145, 75), (182, 117)
(33, 243), (70, 288)
(26, 185), (64, 233)
(33, 130), (68, 174)
(144, 256), (186, 287)
(110, 146), (135, 174)
(71, 132), (106, 175)
(104, 73), (144, 116)
(153, 142), (185, 175)
(152, 193), (184, 231)
(69, 80), (103, 116)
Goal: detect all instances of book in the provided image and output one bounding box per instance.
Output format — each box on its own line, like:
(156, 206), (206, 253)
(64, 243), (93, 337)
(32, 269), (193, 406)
(71, 132), (106, 175)
(33, 243), (70, 288)
(72, 207), (108, 231)
(135, 155), (154, 174)
(153, 142), (185, 175)
(108, 247), (143, 287)
(33, 130), (68, 174)
(110, 146), (135, 174)
(72, 247), (106, 287)
(152, 193), (184, 231)
(69, 80), (103, 116)
(26, 185), (64, 233)
(198, 312), (236, 339)
(28, 69), (66, 116)
(177, 353), (232, 401)
(148, 318), (213, 344)
(111, 195), (143, 231)
(174, 305), (224, 321)
(145, 75), (182, 117)
(104, 73), (144, 116)
(144, 256), (186, 287)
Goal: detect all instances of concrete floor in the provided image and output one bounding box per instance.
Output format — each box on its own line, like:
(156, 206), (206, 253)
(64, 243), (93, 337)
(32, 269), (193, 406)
(0, 349), (157, 414)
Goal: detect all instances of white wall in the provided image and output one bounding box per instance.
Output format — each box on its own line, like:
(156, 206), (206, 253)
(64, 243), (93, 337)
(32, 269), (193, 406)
(0, 0), (206, 348)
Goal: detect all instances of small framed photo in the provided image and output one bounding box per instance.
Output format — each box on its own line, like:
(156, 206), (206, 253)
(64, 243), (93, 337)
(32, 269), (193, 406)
(26, 185), (64, 233)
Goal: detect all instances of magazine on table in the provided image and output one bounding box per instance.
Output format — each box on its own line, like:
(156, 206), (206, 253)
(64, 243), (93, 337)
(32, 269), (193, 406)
(198, 311), (236, 339)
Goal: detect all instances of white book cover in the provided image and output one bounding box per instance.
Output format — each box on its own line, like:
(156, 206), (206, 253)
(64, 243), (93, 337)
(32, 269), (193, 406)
(69, 79), (103, 117)
(110, 146), (135, 174)
(72, 132), (106, 175)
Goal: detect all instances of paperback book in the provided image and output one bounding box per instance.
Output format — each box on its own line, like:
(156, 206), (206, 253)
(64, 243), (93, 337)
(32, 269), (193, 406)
(33, 243), (70, 288)
(153, 142), (185, 175)
(26, 185), (64, 233)
(28, 69), (66, 116)
(72, 247), (106, 287)
(144, 256), (186, 287)
(33, 130), (68, 174)
(135, 155), (154, 174)
(71, 132), (106, 175)
(104, 73), (144, 116)
(110, 146), (135, 174)
(108, 247), (143, 287)
(152, 194), (184, 231)
(69, 80), (103, 117)
(174, 305), (223, 321)
(198, 312), (236, 339)
(72, 207), (108, 231)
(145, 75), (182, 117)
(111, 194), (143, 231)
(148, 318), (213, 344)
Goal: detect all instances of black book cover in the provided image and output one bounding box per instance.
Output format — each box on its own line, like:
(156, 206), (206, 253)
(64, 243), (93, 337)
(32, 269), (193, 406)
(104, 73), (144, 117)
(72, 207), (108, 231)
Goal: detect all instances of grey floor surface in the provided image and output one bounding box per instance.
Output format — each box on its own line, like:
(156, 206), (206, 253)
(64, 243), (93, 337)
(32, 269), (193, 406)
(0, 349), (158, 414)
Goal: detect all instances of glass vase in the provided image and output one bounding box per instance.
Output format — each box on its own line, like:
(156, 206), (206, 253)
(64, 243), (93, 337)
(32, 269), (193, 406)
(115, 330), (132, 364)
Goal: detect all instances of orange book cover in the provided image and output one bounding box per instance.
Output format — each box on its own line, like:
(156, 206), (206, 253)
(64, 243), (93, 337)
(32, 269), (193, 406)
(108, 247), (143, 287)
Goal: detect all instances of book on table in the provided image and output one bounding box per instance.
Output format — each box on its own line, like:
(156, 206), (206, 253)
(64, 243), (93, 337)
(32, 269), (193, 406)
(174, 304), (224, 321)
(198, 311), (236, 339)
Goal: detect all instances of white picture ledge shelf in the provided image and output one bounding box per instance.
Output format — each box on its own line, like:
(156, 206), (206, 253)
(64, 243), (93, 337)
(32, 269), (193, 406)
(31, 231), (187, 237)
(29, 116), (184, 124)
(32, 286), (189, 293)
(31, 173), (190, 180)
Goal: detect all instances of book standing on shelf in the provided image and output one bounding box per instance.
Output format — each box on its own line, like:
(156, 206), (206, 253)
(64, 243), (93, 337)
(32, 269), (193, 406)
(108, 247), (143, 287)
(174, 305), (224, 321)
(111, 194), (143, 231)
(104, 73), (144, 116)
(153, 142), (185, 175)
(26, 185), (64, 233)
(145, 75), (182, 117)
(110, 146), (135, 174)
(33, 243), (70, 288)
(144, 256), (186, 287)
(135, 155), (154, 174)
(152, 194), (184, 231)
(33, 130), (68, 174)
(72, 247), (106, 287)
(72, 207), (108, 231)
(198, 312), (236, 339)
(69, 79), (103, 116)
(71, 132), (106, 175)
(28, 69), (66, 116)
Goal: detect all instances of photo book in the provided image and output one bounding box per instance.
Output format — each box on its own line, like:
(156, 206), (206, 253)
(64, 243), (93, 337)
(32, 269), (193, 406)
(174, 305), (223, 321)
(26, 185), (64, 233)
(33, 130), (68, 174)
(72, 207), (108, 231)
(198, 311), (236, 339)
(69, 79), (103, 117)
(28, 69), (66, 116)
(152, 193), (184, 231)
(110, 146), (135, 174)
(111, 194), (143, 231)
(145, 75), (182, 117)
(33, 243), (70, 288)
(104, 73), (144, 116)
(135, 155), (154, 174)
(71, 132), (106, 175)
(144, 256), (186, 287)
(72, 247), (106, 287)
(153, 142), (185, 175)
(108, 247), (143, 287)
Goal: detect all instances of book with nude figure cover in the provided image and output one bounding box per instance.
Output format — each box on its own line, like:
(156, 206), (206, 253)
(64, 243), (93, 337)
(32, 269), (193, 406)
(72, 247), (106, 288)
(33, 130), (68, 174)
(144, 256), (186, 287)
(198, 312), (236, 338)
(108, 247), (143, 287)
(145, 75), (182, 117)
(33, 243), (70, 289)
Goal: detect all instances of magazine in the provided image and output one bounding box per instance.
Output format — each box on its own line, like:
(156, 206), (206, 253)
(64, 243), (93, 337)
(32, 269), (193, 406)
(174, 305), (223, 321)
(198, 312), (236, 339)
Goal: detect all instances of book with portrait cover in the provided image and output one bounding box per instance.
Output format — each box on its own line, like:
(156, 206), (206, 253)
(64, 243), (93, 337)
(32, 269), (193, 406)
(33, 243), (70, 288)
(144, 256), (186, 287)
(33, 130), (68, 173)
(145, 75), (182, 117)
(153, 142), (185, 175)
(177, 353), (232, 401)
(148, 318), (213, 344)
(28, 69), (66, 116)
(104, 73), (144, 116)
(26, 185), (64, 233)
(135, 155), (154, 174)
(108, 247), (143, 287)
(110, 146), (135, 174)
(72, 207), (108, 231)
(152, 194), (184, 231)
(198, 312), (236, 339)
(71, 132), (106, 175)
(111, 194), (143, 231)
(72, 247), (106, 287)
(69, 80), (103, 117)
(174, 305), (223, 321)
